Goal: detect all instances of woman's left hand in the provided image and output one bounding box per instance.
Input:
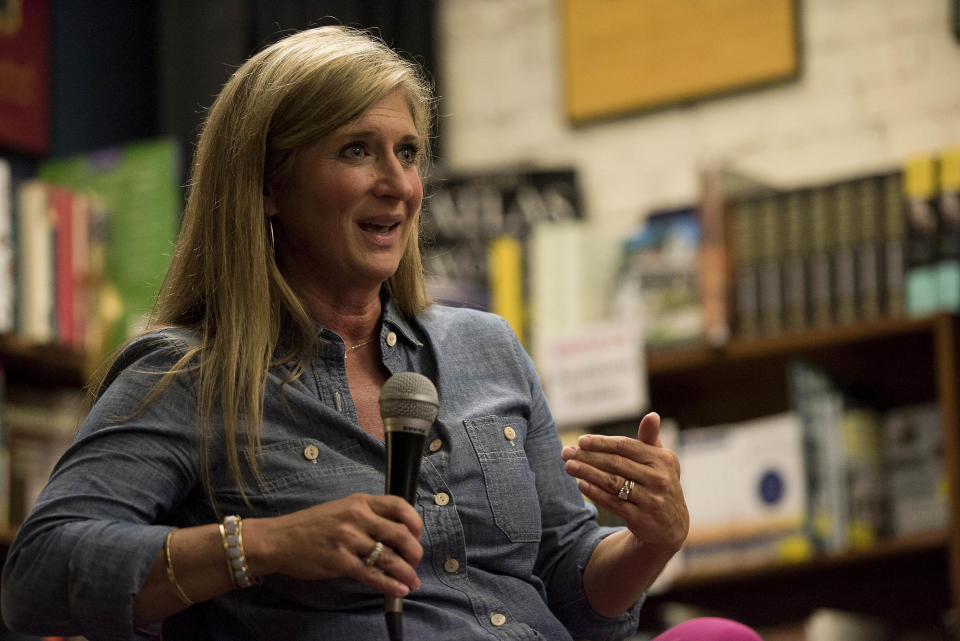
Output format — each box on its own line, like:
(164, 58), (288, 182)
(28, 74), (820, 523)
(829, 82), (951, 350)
(561, 412), (689, 551)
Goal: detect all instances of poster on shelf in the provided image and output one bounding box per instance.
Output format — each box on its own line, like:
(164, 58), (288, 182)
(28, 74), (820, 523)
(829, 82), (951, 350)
(535, 318), (646, 428)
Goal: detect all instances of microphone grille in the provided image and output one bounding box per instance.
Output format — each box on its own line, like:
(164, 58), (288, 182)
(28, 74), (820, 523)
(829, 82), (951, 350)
(379, 372), (439, 422)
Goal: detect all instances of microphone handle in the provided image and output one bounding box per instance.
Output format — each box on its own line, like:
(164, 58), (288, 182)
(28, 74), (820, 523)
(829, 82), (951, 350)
(385, 431), (426, 504)
(383, 430), (426, 641)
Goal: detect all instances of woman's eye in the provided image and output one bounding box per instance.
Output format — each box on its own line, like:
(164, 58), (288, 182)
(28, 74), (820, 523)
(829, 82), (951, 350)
(341, 143), (366, 159)
(397, 145), (420, 165)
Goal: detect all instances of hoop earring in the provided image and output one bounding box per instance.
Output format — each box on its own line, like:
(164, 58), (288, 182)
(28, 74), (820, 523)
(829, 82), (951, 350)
(266, 216), (276, 253)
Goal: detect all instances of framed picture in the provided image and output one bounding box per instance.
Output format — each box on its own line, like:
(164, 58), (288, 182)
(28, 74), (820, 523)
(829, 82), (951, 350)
(560, 0), (801, 123)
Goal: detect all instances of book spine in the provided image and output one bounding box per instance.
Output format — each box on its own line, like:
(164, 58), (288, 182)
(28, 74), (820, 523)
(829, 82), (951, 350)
(881, 172), (907, 317)
(783, 190), (810, 333)
(758, 195), (784, 336)
(808, 186), (834, 329)
(488, 234), (525, 344)
(16, 181), (55, 344)
(50, 187), (76, 347)
(937, 146), (960, 313)
(855, 176), (883, 322)
(903, 154), (940, 316)
(733, 200), (761, 339)
(834, 182), (858, 325)
(0, 159), (12, 334)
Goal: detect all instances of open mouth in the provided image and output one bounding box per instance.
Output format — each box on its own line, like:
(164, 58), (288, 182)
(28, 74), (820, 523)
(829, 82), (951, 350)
(359, 221), (400, 234)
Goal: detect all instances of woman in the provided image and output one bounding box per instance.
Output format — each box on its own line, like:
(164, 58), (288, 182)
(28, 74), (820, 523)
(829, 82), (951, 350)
(1, 26), (759, 641)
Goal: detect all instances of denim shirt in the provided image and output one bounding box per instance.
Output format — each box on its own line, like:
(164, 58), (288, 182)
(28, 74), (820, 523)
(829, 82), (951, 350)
(1, 296), (643, 641)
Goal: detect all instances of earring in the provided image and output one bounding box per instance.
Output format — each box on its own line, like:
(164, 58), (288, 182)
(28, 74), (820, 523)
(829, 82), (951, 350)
(266, 216), (276, 253)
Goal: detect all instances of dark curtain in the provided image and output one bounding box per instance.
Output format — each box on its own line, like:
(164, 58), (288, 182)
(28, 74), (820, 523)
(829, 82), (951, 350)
(158, 0), (439, 168)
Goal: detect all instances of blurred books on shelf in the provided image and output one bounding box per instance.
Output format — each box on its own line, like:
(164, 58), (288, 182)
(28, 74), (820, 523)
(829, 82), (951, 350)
(673, 412), (809, 574)
(1, 385), (84, 526)
(38, 137), (180, 352)
(420, 167), (583, 324)
(1, 138), (180, 358)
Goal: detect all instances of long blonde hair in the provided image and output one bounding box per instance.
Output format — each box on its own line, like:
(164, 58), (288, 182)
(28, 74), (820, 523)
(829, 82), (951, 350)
(94, 26), (435, 498)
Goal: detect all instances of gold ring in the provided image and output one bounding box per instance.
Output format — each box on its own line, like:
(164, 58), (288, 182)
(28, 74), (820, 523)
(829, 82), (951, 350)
(617, 479), (636, 501)
(363, 541), (385, 567)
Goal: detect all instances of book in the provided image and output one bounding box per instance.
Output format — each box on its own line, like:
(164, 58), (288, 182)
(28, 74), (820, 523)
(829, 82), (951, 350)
(487, 234), (525, 343)
(903, 154), (940, 316)
(882, 403), (947, 537)
(833, 181), (858, 325)
(782, 189), (810, 333)
(758, 195), (785, 336)
(617, 207), (702, 350)
(854, 175), (883, 322)
(677, 412), (809, 571)
(881, 171), (907, 317)
(808, 186), (834, 329)
(15, 180), (55, 344)
(732, 199), (761, 339)
(0, 157), (12, 334)
(790, 360), (847, 551)
(937, 145), (960, 312)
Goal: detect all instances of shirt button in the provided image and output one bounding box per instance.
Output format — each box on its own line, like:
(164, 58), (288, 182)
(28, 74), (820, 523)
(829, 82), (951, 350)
(503, 426), (516, 441)
(386, 332), (397, 347)
(429, 438), (443, 452)
(303, 445), (319, 462)
(443, 557), (460, 573)
(490, 613), (506, 627)
(434, 492), (450, 506)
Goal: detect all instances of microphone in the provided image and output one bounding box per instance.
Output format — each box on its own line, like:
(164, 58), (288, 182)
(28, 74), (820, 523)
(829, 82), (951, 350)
(378, 372), (439, 641)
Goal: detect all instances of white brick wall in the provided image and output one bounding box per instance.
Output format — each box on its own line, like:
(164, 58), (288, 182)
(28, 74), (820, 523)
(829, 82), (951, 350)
(436, 0), (960, 235)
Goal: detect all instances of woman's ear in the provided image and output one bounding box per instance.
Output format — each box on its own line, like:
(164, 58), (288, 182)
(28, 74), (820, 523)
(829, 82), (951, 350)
(264, 183), (279, 217)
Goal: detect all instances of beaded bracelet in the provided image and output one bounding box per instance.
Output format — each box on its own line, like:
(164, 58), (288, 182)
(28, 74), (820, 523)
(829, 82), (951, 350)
(164, 529), (194, 606)
(219, 514), (258, 589)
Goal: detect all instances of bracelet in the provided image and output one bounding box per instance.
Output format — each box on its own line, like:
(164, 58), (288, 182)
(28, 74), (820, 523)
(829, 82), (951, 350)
(164, 529), (194, 606)
(220, 514), (258, 589)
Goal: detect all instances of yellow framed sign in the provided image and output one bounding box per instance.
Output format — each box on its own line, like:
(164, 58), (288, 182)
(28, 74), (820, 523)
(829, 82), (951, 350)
(561, 0), (800, 123)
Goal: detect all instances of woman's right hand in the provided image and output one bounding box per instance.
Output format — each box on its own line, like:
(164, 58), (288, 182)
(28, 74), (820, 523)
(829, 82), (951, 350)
(245, 493), (423, 598)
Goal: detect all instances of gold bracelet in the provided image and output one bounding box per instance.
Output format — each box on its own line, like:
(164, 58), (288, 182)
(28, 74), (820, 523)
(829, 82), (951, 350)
(164, 529), (194, 606)
(220, 515), (257, 588)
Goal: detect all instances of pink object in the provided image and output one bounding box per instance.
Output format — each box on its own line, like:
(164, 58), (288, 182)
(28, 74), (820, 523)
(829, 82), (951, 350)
(651, 617), (764, 640)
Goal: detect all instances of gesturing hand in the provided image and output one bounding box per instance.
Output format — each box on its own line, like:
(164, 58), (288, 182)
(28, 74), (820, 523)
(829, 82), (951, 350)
(561, 412), (689, 551)
(260, 493), (423, 598)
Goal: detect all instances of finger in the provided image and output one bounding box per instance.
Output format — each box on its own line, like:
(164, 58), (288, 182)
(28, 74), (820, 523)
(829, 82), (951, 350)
(350, 544), (416, 598)
(369, 494), (423, 538)
(637, 412), (662, 447)
(564, 456), (634, 497)
(367, 540), (421, 590)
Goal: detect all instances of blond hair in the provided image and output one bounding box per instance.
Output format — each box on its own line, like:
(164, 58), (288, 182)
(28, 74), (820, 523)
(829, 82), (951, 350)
(94, 26), (435, 500)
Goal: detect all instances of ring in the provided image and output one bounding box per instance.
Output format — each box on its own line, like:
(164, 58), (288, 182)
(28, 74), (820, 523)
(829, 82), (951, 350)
(617, 479), (636, 501)
(363, 541), (385, 567)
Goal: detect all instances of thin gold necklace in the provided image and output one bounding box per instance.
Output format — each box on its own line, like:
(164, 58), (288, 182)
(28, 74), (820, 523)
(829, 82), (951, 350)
(344, 337), (376, 359)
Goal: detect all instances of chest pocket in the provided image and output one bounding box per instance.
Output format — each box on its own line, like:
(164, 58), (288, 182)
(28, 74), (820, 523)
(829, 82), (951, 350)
(464, 415), (541, 543)
(238, 438), (379, 515)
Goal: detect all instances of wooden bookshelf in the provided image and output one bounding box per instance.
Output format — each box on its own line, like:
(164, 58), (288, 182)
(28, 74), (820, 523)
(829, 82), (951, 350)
(641, 313), (960, 635)
(0, 334), (88, 388)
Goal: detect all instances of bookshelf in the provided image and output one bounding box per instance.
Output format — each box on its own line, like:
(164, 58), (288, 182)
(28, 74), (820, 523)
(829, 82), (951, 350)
(641, 313), (960, 635)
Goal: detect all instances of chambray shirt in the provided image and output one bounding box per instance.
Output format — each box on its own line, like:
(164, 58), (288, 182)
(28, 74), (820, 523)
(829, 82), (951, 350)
(1, 295), (643, 641)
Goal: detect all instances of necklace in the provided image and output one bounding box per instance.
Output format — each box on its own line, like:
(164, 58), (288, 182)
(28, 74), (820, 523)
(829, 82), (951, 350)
(344, 337), (376, 359)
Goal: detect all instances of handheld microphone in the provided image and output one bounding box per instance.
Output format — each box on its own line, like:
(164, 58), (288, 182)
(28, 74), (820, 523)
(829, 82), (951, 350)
(378, 372), (439, 641)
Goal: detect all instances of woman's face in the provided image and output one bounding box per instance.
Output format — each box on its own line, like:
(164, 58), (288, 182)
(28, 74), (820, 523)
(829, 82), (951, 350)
(267, 90), (424, 298)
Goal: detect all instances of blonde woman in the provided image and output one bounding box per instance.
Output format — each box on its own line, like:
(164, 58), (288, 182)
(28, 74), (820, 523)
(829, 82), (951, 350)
(2, 26), (758, 641)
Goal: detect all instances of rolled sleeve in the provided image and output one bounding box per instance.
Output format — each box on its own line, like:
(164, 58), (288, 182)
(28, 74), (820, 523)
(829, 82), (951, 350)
(509, 324), (643, 640)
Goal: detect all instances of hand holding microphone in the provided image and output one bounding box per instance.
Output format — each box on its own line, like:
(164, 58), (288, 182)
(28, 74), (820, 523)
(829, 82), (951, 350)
(378, 372), (439, 641)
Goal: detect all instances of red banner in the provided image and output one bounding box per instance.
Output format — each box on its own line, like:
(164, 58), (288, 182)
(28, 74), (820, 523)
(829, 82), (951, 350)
(0, 0), (50, 155)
